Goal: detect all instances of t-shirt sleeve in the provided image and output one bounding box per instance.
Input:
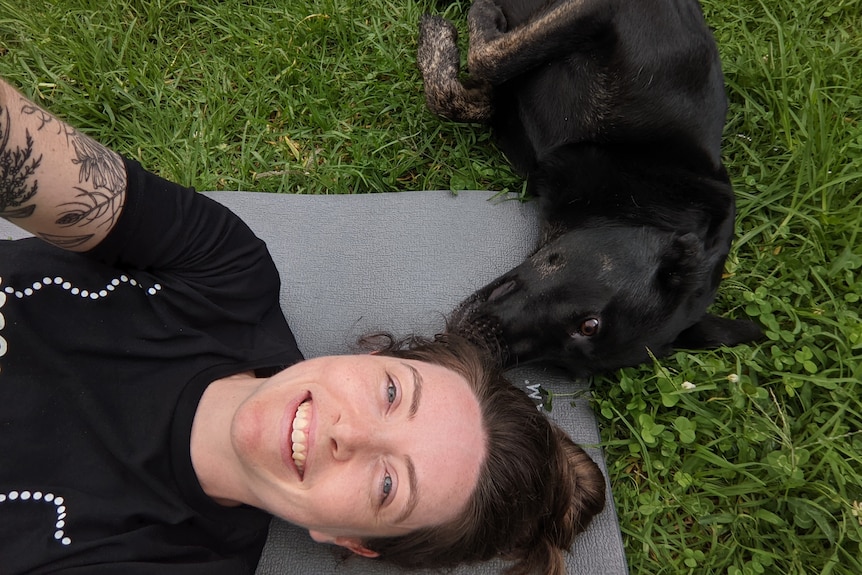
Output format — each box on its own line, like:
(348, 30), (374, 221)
(85, 157), (279, 302)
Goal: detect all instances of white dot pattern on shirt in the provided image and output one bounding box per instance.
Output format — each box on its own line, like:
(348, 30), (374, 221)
(0, 490), (72, 546)
(0, 278), (6, 360)
(0, 274), (158, 547)
(2, 275), (162, 301)
(0, 273), (162, 371)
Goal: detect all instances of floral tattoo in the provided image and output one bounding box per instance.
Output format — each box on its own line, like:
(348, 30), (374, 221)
(0, 98), (126, 248)
(0, 105), (41, 220)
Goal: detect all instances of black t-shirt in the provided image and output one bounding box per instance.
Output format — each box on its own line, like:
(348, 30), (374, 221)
(0, 159), (304, 574)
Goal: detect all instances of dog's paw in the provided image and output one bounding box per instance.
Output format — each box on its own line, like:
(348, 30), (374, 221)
(417, 14), (460, 77)
(417, 13), (493, 122)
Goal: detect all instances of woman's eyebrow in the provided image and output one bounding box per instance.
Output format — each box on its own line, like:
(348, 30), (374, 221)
(392, 362), (422, 524)
(403, 363), (423, 420)
(395, 455), (419, 524)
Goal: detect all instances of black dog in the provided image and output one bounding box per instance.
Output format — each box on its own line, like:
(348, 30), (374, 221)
(417, 0), (762, 376)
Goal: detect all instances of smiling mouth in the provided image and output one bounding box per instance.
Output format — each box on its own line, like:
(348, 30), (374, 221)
(291, 399), (311, 477)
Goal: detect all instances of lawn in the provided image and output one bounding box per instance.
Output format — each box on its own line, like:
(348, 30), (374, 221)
(1, 0), (860, 573)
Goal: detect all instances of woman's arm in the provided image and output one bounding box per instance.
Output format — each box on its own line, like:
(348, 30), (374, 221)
(0, 77), (126, 251)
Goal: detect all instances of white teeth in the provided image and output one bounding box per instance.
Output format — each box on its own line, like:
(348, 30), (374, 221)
(291, 400), (311, 474)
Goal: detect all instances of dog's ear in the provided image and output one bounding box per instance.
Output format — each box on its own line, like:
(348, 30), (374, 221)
(658, 232), (704, 290)
(673, 314), (764, 350)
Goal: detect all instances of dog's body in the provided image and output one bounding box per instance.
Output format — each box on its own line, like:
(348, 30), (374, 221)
(418, 0), (762, 376)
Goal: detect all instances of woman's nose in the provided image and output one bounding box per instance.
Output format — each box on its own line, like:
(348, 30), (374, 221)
(329, 416), (380, 460)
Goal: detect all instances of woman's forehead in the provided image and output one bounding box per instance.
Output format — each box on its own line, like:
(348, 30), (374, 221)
(392, 360), (485, 529)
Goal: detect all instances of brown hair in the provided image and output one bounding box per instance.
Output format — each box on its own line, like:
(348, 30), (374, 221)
(356, 332), (607, 574)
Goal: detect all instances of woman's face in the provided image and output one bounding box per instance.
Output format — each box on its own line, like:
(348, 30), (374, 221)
(229, 354), (485, 547)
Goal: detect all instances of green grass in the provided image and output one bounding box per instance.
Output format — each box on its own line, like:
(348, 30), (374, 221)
(0, 0), (516, 193)
(2, 0), (860, 573)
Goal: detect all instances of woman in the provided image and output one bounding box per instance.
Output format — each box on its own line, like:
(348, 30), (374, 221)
(0, 76), (605, 574)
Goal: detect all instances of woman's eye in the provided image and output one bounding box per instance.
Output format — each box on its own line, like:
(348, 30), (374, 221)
(382, 473), (393, 502)
(386, 376), (398, 405)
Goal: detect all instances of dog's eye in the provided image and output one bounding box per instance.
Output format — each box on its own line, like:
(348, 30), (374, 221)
(578, 318), (600, 337)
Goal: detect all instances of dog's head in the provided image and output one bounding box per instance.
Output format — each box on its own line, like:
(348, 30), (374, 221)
(450, 224), (761, 377)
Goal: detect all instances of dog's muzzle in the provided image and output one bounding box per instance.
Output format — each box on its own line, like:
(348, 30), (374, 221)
(448, 291), (510, 366)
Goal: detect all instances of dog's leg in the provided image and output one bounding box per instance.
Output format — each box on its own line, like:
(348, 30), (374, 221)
(417, 14), (493, 123)
(468, 0), (608, 84)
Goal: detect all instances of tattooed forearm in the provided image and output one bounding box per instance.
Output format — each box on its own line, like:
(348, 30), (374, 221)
(22, 101), (125, 194)
(71, 133), (126, 193)
(63, 133), (126, 235)
(0, 105), (42, 219)
(22, 101), (126, 231)
(0, 82), (127, 250)
(56, 185), (124, 229)
(21, 103), (67, 134)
